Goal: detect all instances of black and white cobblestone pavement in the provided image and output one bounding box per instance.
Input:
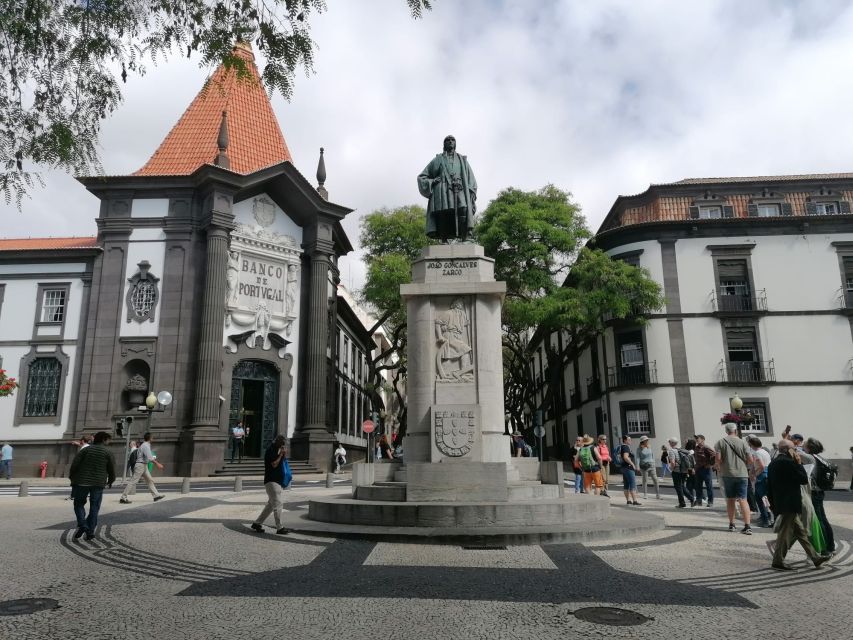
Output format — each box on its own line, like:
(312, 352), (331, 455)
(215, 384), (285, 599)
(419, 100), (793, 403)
(2, 484), (852, 639)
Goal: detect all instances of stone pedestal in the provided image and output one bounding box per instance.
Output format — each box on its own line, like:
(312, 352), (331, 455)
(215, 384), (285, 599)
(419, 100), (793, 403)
(400, 244), (508, 497)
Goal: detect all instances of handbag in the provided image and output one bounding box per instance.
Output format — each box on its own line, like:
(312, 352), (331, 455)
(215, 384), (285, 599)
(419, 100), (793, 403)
(280, 458), (293, 489)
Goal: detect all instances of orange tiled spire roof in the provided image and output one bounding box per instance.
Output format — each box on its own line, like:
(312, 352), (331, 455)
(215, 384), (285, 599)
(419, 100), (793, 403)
(135, 42), (292, 176)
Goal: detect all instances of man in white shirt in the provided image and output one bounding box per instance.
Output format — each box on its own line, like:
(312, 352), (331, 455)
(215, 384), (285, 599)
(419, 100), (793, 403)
(230, 421), (247, 463)
(0, 442), (12, 479)
(334, 444), (347, 473)
(120, 432), (164, 504)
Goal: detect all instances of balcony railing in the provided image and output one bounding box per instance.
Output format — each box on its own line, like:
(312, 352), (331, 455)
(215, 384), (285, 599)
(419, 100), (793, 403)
(711, 289), (768, 313)
(719, 359), (776, 384)
(608, 361), (658, 388)
(837, 287), (853, 312)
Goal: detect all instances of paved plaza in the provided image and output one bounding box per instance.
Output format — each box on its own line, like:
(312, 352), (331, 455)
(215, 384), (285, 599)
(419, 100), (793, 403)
(2, 481), (852, 639)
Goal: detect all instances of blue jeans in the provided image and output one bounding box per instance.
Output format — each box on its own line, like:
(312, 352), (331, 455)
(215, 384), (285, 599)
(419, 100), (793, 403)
(72, 485), (104, 534)
(0, 459), (11, 479)
(573, 470), (583, 493)
(694, 467), (714, 505)
(753, 474), (772, 525)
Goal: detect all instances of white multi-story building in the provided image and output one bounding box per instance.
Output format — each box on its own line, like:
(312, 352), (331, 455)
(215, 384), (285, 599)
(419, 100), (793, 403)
(532, 174), (853, 475)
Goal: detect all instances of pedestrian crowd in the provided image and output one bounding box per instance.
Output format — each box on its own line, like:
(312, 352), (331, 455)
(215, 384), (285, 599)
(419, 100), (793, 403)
(568, 422), (840, 571)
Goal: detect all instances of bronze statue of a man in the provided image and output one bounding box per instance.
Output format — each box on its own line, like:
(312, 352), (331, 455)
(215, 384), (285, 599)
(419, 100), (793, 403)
(417, 135), (477, 241)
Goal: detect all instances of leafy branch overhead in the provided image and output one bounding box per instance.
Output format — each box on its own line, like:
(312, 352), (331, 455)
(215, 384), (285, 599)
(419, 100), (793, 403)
(0, 0), (432, 205)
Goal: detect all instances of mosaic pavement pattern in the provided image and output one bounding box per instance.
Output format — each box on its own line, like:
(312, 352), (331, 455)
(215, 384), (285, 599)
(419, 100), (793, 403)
(2, 486), (852, 639)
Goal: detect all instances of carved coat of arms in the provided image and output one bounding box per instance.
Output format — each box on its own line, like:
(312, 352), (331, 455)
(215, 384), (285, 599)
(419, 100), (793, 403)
(434, 410), (475, 457)
(253, 197), (276, 228)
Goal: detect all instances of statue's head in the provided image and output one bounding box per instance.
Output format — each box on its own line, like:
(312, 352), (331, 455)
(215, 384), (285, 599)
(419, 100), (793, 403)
(443, 135), (456, 154)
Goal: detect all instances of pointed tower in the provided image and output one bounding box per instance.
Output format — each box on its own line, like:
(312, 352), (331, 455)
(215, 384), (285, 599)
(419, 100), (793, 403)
(135, 42), (292, 176)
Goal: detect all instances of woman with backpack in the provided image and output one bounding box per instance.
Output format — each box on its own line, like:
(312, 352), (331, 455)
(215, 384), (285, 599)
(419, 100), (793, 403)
(805, 437), (835, 554)
(575, 435), (605, 496)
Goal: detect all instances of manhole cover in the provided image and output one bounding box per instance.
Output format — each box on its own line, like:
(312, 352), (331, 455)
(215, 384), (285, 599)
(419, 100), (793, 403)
(573, 606), (650, 627)
(0, 598), (60, 617)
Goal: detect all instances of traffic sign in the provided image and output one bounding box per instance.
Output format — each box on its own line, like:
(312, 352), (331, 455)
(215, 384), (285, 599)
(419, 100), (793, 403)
(534, 425), (546, 438)
(362, 419), (375, 434)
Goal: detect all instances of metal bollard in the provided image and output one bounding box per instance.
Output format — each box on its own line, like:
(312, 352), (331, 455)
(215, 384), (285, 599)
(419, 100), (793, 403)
(18, 480), (28, 497)
(233, 476), (242, 492)
(326, 472), (335, 488)
(181, 477), (191, 494)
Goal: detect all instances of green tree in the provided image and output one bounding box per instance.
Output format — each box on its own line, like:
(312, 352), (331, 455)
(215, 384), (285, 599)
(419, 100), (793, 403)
(475, 185), (664, 437)
(0, 0), (432, 205)
(358, 205), (432, 435)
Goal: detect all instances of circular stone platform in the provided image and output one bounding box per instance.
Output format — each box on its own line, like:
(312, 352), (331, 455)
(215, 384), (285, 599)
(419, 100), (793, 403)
(291, 493), (664, 545)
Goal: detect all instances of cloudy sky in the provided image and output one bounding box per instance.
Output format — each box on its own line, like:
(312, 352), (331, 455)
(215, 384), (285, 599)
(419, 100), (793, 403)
(5, 0), (853, 290)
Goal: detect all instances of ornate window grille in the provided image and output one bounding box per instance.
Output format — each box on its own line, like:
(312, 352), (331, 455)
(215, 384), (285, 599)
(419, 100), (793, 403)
(23, 358), (61, 417)
(41, 289), (66, 323)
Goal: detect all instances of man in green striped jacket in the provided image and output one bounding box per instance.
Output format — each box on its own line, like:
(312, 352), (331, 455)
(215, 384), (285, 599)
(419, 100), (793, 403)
(69, 431), (116, 541)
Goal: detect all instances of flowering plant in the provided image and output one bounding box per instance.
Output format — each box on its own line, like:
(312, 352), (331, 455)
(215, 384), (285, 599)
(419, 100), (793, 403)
(721, 411), (754, 426)
(0, 369), (19, 398)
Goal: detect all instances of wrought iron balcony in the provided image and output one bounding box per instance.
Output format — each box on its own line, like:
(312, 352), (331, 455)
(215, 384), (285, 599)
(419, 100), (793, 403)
(719, 359), (776, 385)
(837, 287), (853, 314)
(608, 362), (658, 388)
(711, 289), (768, 314)
(586, 377), (601, 398)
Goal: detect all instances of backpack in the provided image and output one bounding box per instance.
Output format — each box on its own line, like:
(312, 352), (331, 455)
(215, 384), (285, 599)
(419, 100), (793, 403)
(813, 454), (838, 491)
(578, 446), (595, 471)
(127, 448), (139, 470)
(610, 445), (622, 467)
(676, 449), (695, 473)
(523, 443), (533, 458)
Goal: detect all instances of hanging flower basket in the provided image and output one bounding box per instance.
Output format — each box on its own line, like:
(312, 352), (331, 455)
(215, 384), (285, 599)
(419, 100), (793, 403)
(0, 369), (19, 398)
(721, 411), (755, 427)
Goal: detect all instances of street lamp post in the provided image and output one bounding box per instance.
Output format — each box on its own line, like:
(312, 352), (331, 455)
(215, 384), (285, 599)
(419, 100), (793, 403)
(133, 390), (174, 475)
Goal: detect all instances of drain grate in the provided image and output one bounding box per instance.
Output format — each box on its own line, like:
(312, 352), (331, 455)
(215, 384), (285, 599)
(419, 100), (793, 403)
(0, 598), (60, 617)
(461, 545), (508, 550)
(573, 606), (651, 627)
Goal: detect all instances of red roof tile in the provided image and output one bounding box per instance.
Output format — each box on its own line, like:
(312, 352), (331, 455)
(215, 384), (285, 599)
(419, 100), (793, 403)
(662, 173), (853, 186)
(0, 237), (99, 251)
(135, 43), (292, 176)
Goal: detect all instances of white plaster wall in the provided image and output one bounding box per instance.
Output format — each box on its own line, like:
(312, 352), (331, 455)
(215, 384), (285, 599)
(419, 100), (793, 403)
(681, 317), (727, 383)
(688, 386), (853, 460)
(0, 276), (87, 341)
(0, 263), (86, 275)
(644, 318), (674, 383)
(674, 238), (730, 313)
(119, 230), (166, 338)
(230, 194), (304, 434)
(761, 315), (852, 381)
(0, 345), (78, 440)
(609, 386), (680, 448)
(131, 198), (169, 218)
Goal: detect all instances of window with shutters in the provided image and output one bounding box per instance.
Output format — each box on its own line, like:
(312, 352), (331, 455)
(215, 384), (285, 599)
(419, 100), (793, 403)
(807, 200), (851, 216)
(41, 289), (66, 323)
(843, 256), (853, 308)
(723, 326), (769, 383)
(620, 400), (655, 437)
(717, 259), (752, 311)
(689, 203), (734, 220)
(612, 251), (641, 267)
(756, 203), (780, 217)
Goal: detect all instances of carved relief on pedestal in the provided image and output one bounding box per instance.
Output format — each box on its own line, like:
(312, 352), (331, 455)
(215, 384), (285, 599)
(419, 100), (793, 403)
(225, 213), (302, 353)
(434, 297), (474, 382)
(432, 405), (479, 457)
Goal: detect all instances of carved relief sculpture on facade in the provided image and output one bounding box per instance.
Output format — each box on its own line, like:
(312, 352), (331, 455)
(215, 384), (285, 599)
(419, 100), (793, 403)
(226, 250), (240, 306)
(435, 298), (474, 381)
(126, 260), (160, 323)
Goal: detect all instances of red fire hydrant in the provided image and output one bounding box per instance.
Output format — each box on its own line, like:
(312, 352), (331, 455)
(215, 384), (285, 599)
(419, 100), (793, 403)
(39, 460), (47, 479)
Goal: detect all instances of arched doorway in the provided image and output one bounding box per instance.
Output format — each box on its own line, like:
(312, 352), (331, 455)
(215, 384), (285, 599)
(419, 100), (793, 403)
(228, 360), (280, 458)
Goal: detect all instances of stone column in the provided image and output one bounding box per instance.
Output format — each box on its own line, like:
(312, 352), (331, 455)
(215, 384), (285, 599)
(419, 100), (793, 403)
(191, 212), (233, 428)
(303, 248), (332, 432)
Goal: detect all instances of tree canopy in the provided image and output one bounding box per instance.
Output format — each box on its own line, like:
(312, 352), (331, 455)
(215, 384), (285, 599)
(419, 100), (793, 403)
(0, 0), (432, 205)
(474, 185), (664, 433)
(358, 204), (432, 435)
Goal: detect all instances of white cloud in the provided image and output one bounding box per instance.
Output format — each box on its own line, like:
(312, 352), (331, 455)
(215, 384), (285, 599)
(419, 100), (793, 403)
(5, 0), (853, 292)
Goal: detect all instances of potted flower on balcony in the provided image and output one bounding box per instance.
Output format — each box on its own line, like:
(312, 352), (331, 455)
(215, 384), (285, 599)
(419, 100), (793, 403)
(720, 411), (755, 429)
(0, 369), (19, 398)
(125, 374), (148, 406)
